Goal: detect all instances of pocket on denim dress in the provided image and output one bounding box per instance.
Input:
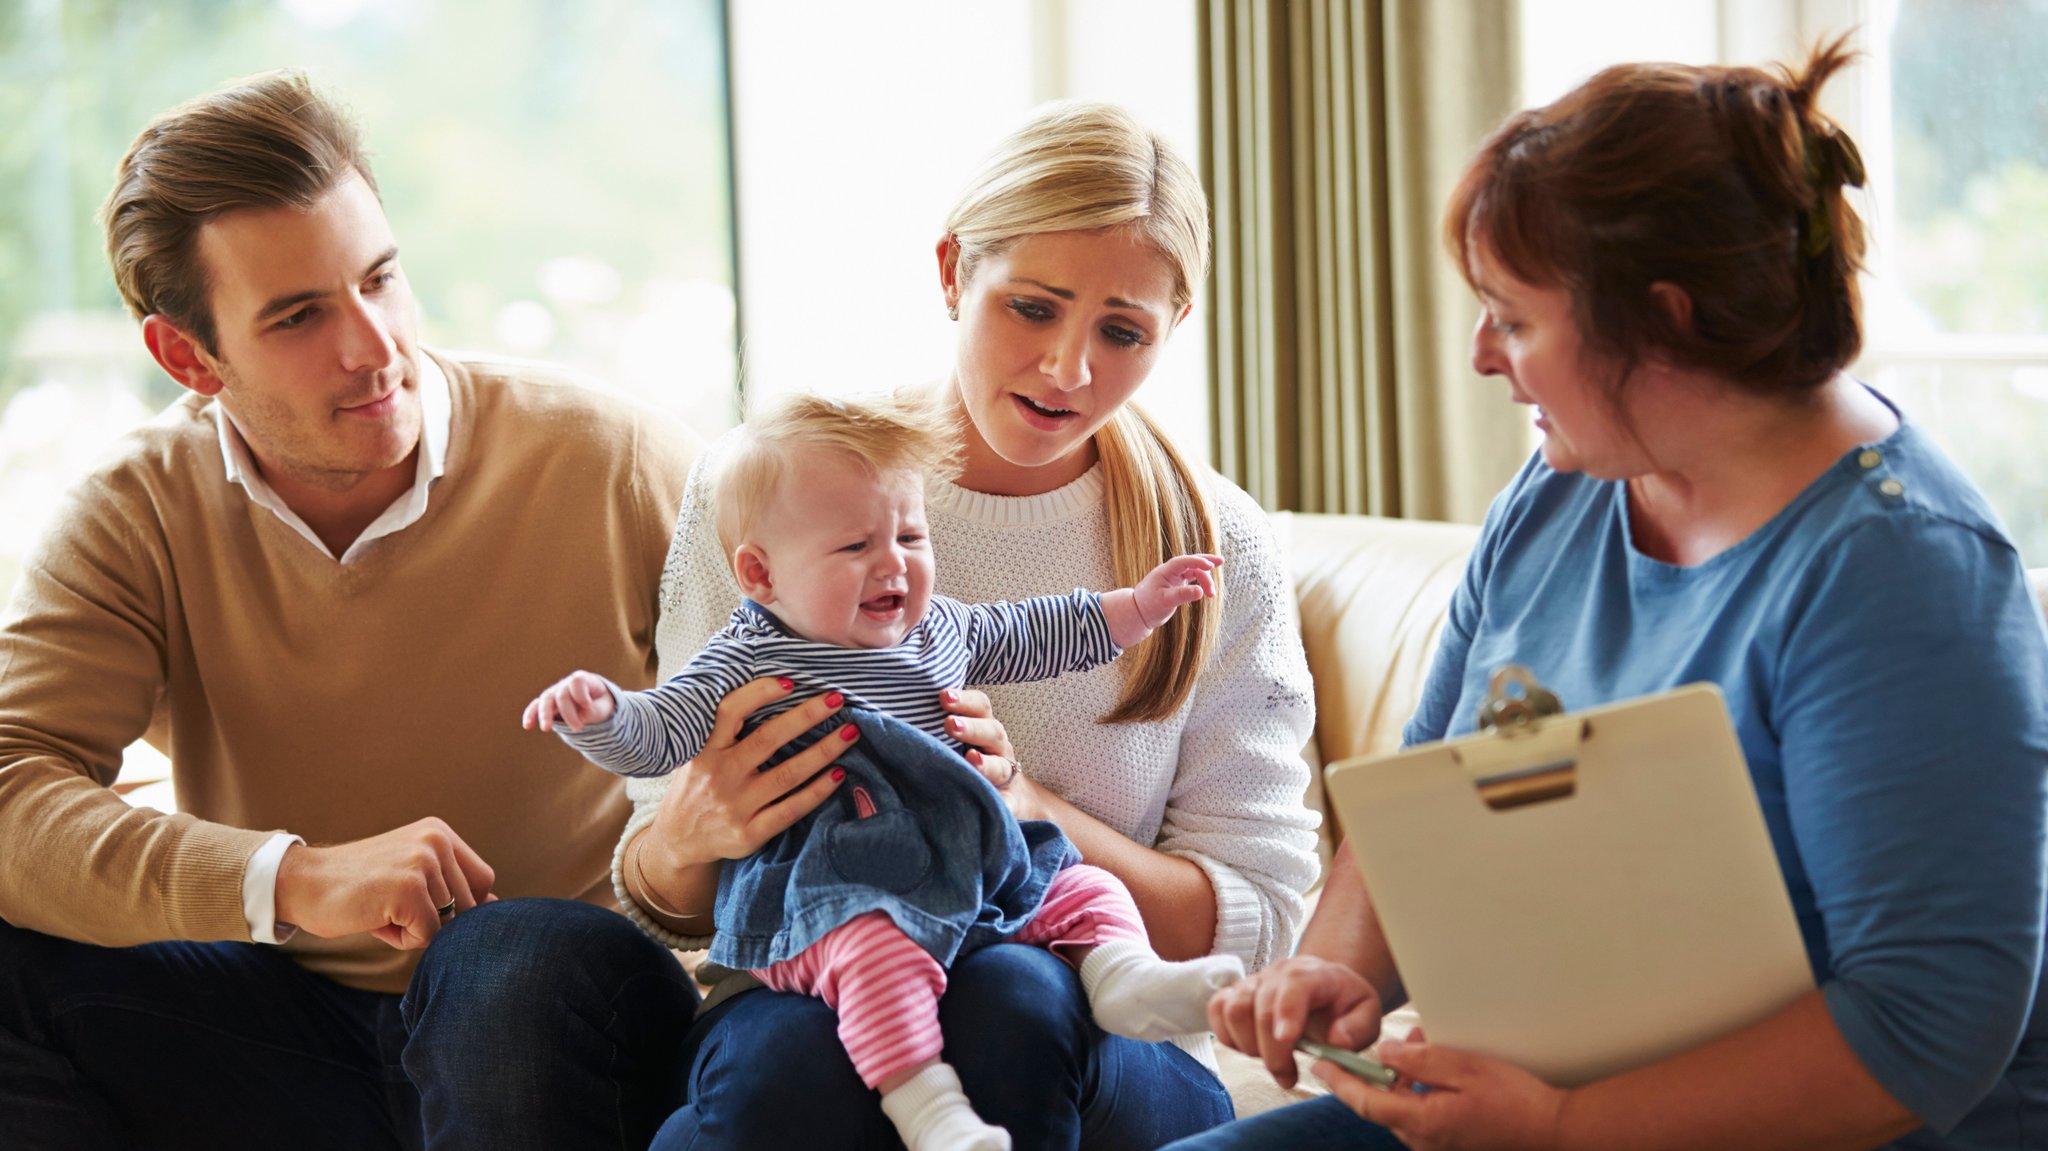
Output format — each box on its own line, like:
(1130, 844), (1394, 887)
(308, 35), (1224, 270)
(825, 808), (934, 894)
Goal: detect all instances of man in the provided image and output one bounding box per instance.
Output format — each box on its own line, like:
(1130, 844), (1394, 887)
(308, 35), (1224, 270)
(0, 71), (701, 1148)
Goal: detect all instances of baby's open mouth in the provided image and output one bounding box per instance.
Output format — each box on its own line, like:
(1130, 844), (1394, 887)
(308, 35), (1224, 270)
(861, 594), (905, 616)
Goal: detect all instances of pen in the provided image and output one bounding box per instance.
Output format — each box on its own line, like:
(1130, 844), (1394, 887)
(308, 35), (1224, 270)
(1294, 1040), (1432, 1094)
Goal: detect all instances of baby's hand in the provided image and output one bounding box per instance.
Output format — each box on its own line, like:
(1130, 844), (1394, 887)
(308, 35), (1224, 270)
(1135, 553), (1224, 629)
(522, 671), (616, 733)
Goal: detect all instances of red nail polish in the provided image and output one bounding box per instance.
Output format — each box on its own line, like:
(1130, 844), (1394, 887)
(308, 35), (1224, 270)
(838, 723), (858, 742)
(831, 767), (845, 781)
(825, 691), (844, 708)
(942, 689), (958, 703)
(778, 677), (794, 691)
(966, 750), (982, 764)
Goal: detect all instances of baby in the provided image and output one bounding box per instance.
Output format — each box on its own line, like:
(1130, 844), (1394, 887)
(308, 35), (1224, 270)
(524, 393), (1240, 1151)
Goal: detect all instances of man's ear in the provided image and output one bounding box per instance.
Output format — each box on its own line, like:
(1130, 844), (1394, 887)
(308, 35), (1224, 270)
(733, 544), (775, 603)
(142, 315), (227, 398)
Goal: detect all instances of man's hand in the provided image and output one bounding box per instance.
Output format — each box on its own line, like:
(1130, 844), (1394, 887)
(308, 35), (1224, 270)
(522, 671), (616, 733)
(273, 818), (497, 950)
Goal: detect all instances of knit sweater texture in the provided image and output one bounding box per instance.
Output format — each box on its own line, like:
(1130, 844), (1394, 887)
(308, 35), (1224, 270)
(618, 434), (1323, 987)
(0, 353), (693, 993)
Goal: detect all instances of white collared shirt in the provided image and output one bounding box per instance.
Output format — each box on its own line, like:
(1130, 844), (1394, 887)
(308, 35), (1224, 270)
(217, 356), (453, 942)
(213, 355), (453, 563)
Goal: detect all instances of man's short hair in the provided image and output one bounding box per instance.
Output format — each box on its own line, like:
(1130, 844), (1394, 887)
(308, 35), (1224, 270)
(716, 393), (963, 557)
(101, 69), (375, 354)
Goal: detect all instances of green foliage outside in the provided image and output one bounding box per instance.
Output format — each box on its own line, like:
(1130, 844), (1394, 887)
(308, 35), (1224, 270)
(1890, 0), (2048, 336)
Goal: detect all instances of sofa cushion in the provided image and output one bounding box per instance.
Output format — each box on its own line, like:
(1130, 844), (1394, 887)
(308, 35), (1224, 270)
(1278, 512), (1477, 851)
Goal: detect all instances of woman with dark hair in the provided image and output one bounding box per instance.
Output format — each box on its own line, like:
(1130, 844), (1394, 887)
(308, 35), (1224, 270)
(1171, 38), (2048, 1151)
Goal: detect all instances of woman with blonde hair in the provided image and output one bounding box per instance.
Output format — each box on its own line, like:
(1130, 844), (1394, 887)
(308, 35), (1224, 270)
(1173, 37), (2048, 1151)
(620, 101), (1322, 1148)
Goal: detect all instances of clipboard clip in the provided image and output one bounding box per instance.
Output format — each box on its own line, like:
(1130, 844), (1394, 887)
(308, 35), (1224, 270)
(1460, 666), (1582, 811)
(1475, 665), (1564, 733)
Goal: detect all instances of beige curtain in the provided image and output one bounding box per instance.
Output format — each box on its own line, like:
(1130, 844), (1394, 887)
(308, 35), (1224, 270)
(1201, 0), (1528, 523)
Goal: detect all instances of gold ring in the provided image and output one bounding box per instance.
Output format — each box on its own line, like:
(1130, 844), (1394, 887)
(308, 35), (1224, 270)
(1000, 760), (1020, 789)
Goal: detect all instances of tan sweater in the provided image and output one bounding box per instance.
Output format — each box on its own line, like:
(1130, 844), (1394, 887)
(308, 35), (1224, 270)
(0, 354), (694, 993)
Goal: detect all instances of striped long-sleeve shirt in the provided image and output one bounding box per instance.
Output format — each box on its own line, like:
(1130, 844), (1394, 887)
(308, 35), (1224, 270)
(563, 591), (1119, 778)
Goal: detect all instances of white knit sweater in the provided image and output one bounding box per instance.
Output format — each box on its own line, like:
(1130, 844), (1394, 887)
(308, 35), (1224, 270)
(613, 439), (1324, 1056)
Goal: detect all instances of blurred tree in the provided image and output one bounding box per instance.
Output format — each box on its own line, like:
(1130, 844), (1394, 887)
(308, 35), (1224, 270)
(1890, 0), (2048, 335)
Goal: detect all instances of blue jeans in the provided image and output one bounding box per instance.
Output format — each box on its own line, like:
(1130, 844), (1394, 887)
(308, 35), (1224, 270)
(0, 898), (698, 1150)
(1158, 1094), (1405, 1150)
(655, 942), (1236, 1150)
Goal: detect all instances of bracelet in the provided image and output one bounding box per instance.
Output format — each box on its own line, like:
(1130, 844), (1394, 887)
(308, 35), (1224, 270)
(628, 833), (697, 922)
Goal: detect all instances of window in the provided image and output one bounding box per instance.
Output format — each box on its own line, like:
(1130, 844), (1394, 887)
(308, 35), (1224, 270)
(1847, 0), (2048, 562)
(725, 0), (1208, 460)
(0, 0), (739, 607)
(1, 0), (736, 802)
(1524, 0), (2048, 564)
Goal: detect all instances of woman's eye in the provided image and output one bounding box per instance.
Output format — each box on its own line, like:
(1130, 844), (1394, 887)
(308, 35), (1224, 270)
(366, 269), (397, 291)
(1102, 324), (1146, 348)
(1007, 299), (1054, 322)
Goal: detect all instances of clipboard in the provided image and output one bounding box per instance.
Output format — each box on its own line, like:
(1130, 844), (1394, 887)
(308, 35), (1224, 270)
(1322, 667), (1813, 1087)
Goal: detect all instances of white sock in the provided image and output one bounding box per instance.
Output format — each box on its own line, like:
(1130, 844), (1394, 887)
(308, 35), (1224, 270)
(1081, 939), (1244, 1042)
(878, 1062), (1010, 1151)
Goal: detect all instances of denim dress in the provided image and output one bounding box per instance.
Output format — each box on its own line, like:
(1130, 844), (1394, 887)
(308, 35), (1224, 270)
(710, 707), (1081, 972)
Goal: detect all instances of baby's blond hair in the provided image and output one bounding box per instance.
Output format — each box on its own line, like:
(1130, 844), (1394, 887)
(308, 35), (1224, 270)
(715, 392), (964, 558)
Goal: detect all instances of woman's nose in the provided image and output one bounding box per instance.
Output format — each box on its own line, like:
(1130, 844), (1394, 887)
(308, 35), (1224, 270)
(1041, 325), (1091, 392)
(1470, 314), (1504, 378)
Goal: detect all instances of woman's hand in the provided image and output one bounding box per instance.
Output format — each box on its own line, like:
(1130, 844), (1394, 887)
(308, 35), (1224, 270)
(940, 687), (1049, 819)
(1316, 1036), (1569, 1151)
(635, 678), (853, 912)
(1206, 954), (1386, 1089)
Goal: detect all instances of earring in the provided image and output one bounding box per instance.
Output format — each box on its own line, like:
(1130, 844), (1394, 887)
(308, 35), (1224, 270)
(948, 304), (959, 321)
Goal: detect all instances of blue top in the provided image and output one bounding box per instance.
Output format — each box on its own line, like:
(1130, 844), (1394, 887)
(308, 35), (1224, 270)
(1405, 409), (2048, 1147)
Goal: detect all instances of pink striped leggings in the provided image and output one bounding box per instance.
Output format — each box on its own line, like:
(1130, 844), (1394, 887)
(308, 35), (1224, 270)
(749, 863), (1147, 1090)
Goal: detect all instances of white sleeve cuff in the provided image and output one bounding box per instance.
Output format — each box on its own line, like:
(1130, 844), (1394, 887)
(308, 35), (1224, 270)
(1189, 854), (1275, 969)
(244, 832), (305, 945)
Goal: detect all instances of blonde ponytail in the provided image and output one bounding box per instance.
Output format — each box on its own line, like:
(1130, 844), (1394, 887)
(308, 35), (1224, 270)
(1095, 403), (1219, 723)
